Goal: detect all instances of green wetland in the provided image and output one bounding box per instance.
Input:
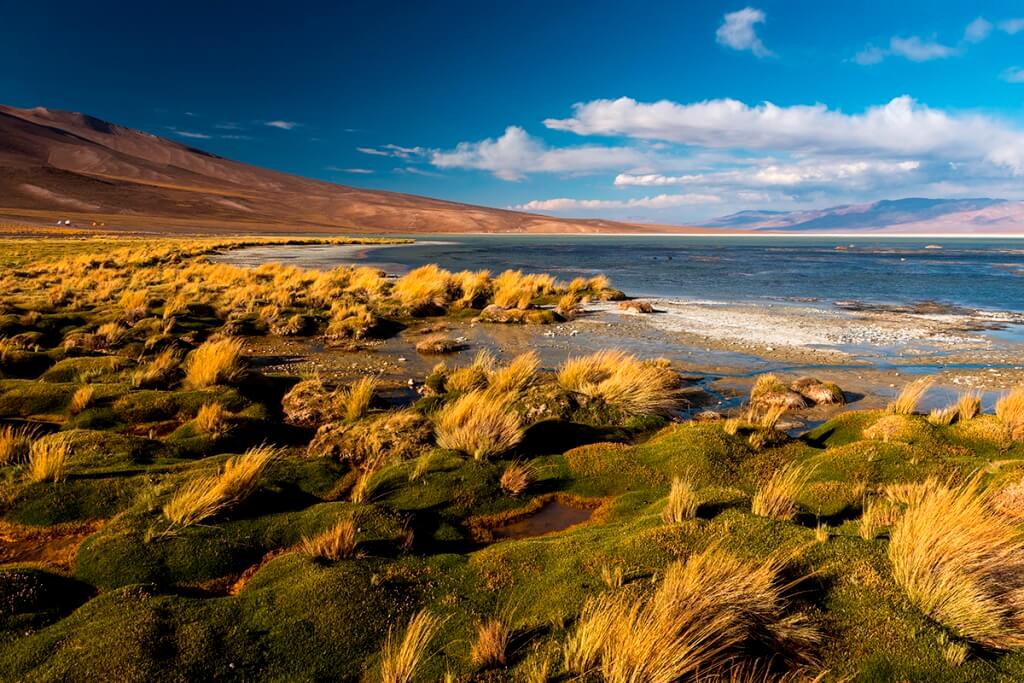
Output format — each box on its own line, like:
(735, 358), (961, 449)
(2, 236), (1024, 681)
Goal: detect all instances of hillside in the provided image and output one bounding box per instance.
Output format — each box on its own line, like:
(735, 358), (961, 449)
(0, 105), (686, 234)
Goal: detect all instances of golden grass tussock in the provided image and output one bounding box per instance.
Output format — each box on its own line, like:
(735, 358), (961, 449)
(662, 474), (700, 523)
(470, 617), (511, 669)
(435, 391), (522, 460)
(68, 385), (94, 415)
(183, 337), (245, 388)
(558, 350), (682, 416)
(499, 460), (536, 496)
(751, 462), (812, 521)
(957, 390), (983, 421)
(858, 498), (902, 540)
(300, 518), (359, 561)
(996, 386), (1024, 439)
(119, 289), (149, 320)
(27, 434), (71, 483)
(453, 269), (491, 307)
(350, 447), (389, 504)
(336, 376), (377, 422)
(488, 351), (540, 398)
(132, 348), (181, 388)
(563, 545), (818, 682)
(163, 445), (278, 527)
(194, 402), (231, 436)
(750, 374), (808, 410)
(392, 264), (454, 313)
(928, 406), (958, 426)
(889, 475), (1024, 648)
(887, 378), (934, 415)
(379, 609), (446, 683)
(0, 425), (37, 465)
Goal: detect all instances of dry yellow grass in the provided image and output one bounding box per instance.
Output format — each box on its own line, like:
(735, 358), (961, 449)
(119, 289), (148, 320)
(470, 617), (511, 669)
(132, 348), (181, 388)
(435, 391), (522, 460)
(183, 337), (245, 388)
(751, 462), (812, 521)
(889, 476), (1024, 648)
(336, 376), (377, 421)
(0, 425), (36, 465)
(662, 474), (700, 523)
(27, 434), (71, 483)
(163, 445), (277, 527)
(928, 406), (958, 426)
(859, 498), (902, 540)
(350, 447), (389, 504)
(300, 518), (359, 561)
(68, 385), (94, 415)
(499, 460), (535, 496)
(996, 386), (1024, 439)
(957, 390), (983, 421)
(887, 378), (934, 415)
(488, 351), (540, 398)
(379, 610), (446, 683)
(194, 403), (231, 436)
(564, 545), (817, 681)
(557, 350), (682, 416)
(392, 264), (454, 313)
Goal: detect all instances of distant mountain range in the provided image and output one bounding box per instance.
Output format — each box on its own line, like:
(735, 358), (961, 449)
(0, 105), (690, 234)
(705, 197), (1024, 234)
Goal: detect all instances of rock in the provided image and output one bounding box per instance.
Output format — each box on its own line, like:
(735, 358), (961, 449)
(790, 377), (846, 405)
(281, 378), (335, 427)
(415, 335), (465, 355)
(307, 410), (433, 463)
(618, 300), (655, 314)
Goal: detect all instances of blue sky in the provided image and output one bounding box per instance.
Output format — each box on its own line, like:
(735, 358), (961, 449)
(6, 1), (1024, 223)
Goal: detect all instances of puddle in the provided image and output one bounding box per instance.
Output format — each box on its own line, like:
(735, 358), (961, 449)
(490, 501), (593, 540)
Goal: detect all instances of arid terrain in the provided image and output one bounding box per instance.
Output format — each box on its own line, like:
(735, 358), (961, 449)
(0, 105), (714, 236)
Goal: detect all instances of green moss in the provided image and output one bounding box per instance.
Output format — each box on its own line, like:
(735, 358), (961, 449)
(39, 356), (133, 383)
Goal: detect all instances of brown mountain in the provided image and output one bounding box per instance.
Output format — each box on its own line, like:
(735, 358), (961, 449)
(0, 104), (698, 234)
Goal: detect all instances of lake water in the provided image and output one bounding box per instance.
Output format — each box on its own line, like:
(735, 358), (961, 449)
(219, 235), (1024, 314)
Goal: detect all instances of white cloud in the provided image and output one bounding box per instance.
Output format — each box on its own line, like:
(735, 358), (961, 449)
(357, 144), (426, 159)
(715, 7), (772, 57)
(889, 35), (959, 61)
(1002, 67), (1024, 83)
(265, 120), (299, 130)
(430, 125), (647, 180)
(853, 45), (887, 65)
(614, 160), (921, 188)
(999, 18), (1024, 34)
(515, 193), (722, 212)
(545, 96), (1024, 173)
(327, 167), (374, 174)
(965, 17), (993, 43)
(170, 129), (211, 139)
(394, 166), (443, 177)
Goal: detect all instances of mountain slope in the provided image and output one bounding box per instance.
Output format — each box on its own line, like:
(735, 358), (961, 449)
(0, 105), (688, 234)
(706, 197), (1024, 234)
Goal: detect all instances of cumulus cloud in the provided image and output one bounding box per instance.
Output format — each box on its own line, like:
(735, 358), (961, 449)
(545, 96), (1024, 173)
(715, 7), (772, 57)
(265, 120), (299, 130)
(430, 125), (647, 180)
(515, 193), (721, 212)
(964, 17), (993, 43)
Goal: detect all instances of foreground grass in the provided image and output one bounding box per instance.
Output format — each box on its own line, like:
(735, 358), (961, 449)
(2, 237), (1024, 681)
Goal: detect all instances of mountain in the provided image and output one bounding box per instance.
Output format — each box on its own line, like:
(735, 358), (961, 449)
(705, 197), (1024, 234)
(0, 104), (692, 234)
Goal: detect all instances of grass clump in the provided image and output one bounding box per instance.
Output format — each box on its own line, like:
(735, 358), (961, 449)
(889, 476), (1024, 649)
(499, 460), (535, 496)
(751, 462), (811, 521)
(488, 351), (540, 398)
(0, 424), (37, 465)
(662, 474), (700, 523)
(26, 434), (71, 483)
(300, 518), (359, 561)
(162, 444), (278, 527)
(435, 391), (522, 460)
(470, 617), (511, 669)
(957, 390), (982, 421)
(337, 376), (377, 422)
(415, 335), (463, 355)
(194, 402), (232, 436)
(183, 337), (245, 388)
(887, 378), (933, 415)
(557, 350), (682, 417)
(996, 386), (1024, 439)
(68, 385), (94, 415)
(564, 545), (817, 681)
(379, 610), (446, 683)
